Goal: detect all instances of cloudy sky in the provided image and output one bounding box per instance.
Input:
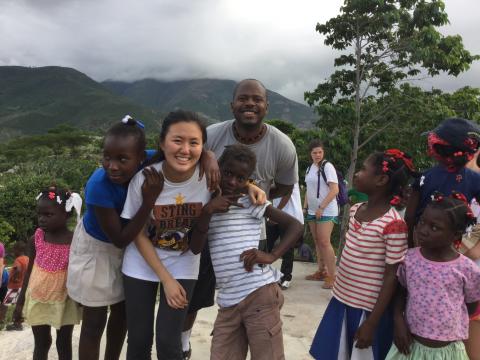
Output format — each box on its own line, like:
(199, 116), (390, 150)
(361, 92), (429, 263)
(1, 0), (478, 103)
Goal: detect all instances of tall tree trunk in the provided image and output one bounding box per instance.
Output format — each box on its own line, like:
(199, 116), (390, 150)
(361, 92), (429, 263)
(338, 30), (362, 260)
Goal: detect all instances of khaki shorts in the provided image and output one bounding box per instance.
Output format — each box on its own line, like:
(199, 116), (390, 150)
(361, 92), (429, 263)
(67, 220), (124, 307)
(211, 283), (285, 360)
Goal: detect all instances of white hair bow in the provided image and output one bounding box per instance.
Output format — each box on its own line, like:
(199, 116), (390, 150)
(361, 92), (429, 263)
(65, 192), (83, 222)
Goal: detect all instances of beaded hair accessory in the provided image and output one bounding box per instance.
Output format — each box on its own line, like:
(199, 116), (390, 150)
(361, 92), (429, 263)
(122, 115), (145, 129)
(35, 189), (83, 222)
(380, 149), (415, 207)
(382, 149), (415, 174)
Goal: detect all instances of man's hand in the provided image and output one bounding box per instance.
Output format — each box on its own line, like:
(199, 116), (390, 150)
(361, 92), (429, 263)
(199, 150), (220, 191)
(247, 183), (266, 205)
(239, 248), (275, 272)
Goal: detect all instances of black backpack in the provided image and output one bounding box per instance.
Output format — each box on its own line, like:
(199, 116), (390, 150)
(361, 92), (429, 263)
(305, 160), (349, 207)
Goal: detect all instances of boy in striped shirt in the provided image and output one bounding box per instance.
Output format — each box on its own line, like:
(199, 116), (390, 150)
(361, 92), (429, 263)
(194, 144), (303, 360)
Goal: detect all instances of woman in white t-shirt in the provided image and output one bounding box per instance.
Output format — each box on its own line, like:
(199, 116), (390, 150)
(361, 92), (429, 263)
(303, 140), (339, 289)
(121, 110), (212, 359)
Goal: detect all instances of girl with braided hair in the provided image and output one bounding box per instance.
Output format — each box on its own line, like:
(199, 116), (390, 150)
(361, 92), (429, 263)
(310, 149), (416, 360)
(387, 192), (480, 359)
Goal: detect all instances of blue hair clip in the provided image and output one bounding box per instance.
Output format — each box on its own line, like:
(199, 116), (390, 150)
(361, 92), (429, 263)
(121, 115), (145, 129)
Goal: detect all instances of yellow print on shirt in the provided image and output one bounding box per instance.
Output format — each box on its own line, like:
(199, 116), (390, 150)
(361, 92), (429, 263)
(147, 196), (202, 251)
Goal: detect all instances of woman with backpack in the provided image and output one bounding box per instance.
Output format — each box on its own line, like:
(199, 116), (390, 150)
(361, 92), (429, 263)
(303, 140), (339, 289)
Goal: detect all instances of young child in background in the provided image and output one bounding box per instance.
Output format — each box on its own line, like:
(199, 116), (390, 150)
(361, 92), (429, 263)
(406, 117), (480, 246)
(197, 144), (303, 360)
(310, 149), (416, 360)
(386, 193), (480, 359)
(13, 187), (82, 360)
(66, 116), (163, 360)
(3, 241), (29, 330)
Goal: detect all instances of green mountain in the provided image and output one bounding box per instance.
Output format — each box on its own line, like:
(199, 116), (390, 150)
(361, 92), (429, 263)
(0, 66), (316, 142)
(103, 78), (316, 128)
(0, 66), (161, 141)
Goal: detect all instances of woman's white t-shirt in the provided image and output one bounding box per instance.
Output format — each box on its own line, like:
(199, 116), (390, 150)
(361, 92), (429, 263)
(121, 162), (211, 281)
(305, 161), (339, 217)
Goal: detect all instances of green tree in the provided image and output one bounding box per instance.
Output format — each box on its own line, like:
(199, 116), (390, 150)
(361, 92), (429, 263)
(306, 0), (478, 185)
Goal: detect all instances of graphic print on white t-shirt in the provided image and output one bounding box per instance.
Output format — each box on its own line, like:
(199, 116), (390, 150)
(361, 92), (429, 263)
(148, 194), (203, 251)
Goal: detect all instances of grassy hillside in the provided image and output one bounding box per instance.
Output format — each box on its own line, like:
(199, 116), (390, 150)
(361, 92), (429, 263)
(0, 66), (162, 141)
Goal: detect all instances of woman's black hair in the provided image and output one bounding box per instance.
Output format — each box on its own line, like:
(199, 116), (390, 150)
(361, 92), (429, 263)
(369, 150), (417, 205)
(427, 193), (477, 235)
(104, 116), (146, 153)
(218, 144), (257, 176)
(308, 139), (324, 152)
(36, 186), (72, 213)
(148, 110), (207, 164)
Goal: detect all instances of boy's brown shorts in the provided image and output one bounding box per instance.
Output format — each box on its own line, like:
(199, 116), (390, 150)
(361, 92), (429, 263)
(210, 282), (285, 360)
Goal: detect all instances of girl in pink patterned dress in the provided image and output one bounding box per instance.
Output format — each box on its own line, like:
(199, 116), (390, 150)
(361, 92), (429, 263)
(388, 193), (480, 359)
(14, 187), (82, 360)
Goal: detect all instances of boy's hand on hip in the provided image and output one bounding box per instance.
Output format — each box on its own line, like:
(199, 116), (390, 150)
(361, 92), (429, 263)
(240, 249), (275, 272)
(354, 320), (375, 349)
(142, 167), (164, 206)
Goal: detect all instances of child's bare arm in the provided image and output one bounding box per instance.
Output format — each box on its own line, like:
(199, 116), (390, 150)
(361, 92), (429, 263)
(240, 205), (303, 272)
(96, 167), (164, 248)
(354, 263), (398, 349)
(393, 284), (412, 355)
(13, 236), (36, 322)
(134, 230), (188, 309)
(405, 190), (420, 248)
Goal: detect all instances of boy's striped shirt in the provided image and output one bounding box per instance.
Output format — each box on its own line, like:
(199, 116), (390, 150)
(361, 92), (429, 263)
(208, 196), (280, 308)
(333, 203), (408, 311)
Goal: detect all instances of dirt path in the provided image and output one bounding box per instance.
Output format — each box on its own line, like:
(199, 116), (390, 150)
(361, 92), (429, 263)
(0, 261), (330, 359)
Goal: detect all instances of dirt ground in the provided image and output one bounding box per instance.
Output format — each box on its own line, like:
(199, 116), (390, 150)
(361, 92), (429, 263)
(0, 261), (330, 359)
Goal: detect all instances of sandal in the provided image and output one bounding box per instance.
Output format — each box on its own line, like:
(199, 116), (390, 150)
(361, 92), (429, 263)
(305, 270), (327, 281)
(322, 275), (335, 289)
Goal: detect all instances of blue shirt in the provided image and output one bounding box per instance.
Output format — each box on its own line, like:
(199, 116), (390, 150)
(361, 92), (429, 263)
(413, 165), (480, 221)
(82, 150), (156, 243)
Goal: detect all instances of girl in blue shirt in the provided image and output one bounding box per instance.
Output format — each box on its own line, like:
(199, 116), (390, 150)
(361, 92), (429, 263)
(67, 116), (164, 360)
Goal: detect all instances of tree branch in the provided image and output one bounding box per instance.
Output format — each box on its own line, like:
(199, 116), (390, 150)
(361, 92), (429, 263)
(358, 120), (394, 150)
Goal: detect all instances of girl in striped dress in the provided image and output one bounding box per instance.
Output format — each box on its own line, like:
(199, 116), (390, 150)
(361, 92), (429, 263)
(310, 149), (416, 360)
